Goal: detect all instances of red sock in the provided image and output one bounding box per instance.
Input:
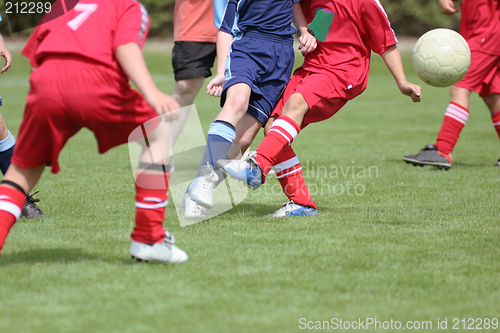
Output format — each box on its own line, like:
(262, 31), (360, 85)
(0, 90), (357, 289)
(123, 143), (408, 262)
(131, 172), (170, 245)
(274, 146), (316, 209)
(256, 116), (301, 181)
(492, 110), (500, 139)
(435, 102), (469, 154)
(0, 185), (26, 251)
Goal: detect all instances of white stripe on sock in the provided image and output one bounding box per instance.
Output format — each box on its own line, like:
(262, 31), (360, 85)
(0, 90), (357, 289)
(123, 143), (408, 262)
(272, 119), (298, 141)
(143, 197), (163, 203)
(448, 103), (468, 116)
(273, 156), (300, 173)
(135, 200), (169, 209)
(276, 167), (302, 179)
(0, 201), (22, 218)
(269, 128), (291, 144)
(445, 112), (467, 125)
(446, 104), (468, 124)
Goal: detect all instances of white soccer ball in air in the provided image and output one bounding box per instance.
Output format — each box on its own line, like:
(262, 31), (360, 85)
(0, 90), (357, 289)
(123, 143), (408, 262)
(412, 28), (471, 87)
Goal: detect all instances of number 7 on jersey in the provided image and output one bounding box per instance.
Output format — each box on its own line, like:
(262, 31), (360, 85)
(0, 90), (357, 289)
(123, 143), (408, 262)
(67, 3), (98, 31)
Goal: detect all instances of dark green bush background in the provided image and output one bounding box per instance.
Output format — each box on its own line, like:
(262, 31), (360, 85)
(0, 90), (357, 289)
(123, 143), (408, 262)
(0, 0), (459, 37)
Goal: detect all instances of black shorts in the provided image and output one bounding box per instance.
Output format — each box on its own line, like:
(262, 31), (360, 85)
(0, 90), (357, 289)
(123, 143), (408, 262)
(172, 41), (216, 81)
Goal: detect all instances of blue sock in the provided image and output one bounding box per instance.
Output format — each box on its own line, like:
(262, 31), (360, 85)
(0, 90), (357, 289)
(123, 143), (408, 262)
(0, 131), (16, 175)
(197, 121), (236, 180)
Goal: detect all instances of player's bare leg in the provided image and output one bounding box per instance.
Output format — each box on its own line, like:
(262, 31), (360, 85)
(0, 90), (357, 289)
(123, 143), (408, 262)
(483, 93), (500, 166)
(186, 83), (251, 210)
(449, 85), (471, 109)
(230, 113), (262, 157)
(185, 112), (260, 217)
(215, 83), (252, 126)
(130, 120), (188, 263)
(171, 77), (205, 107)
(2, 164), (45, 198)
(404, 86), (472, 169)
(218, 93), (309, 189)
(280, 93), (309, 127)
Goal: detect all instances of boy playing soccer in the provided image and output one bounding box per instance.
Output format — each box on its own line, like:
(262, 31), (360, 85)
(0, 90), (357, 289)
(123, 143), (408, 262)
(218, 0), (422, 209)
(0, 0), (187, 263)
(403, 0), (500, 169)
(171, 0), (217, 108)
(183, 0), (317, 217)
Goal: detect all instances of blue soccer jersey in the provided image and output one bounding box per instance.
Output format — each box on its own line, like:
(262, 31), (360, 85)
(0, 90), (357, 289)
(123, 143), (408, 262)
(214, 0), (298, 37)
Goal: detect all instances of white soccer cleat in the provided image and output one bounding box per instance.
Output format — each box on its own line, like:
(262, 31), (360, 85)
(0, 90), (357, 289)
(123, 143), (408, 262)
(267, 201), (318, 218)
(187, 163), (218, 209)
(183, 191), (210, 218)
(129, 230), (188, 264)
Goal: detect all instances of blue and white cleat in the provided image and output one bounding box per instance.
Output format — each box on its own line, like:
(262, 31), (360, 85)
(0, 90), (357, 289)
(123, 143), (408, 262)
(267, 201), (318, 217)
(217, 152), (262, 189)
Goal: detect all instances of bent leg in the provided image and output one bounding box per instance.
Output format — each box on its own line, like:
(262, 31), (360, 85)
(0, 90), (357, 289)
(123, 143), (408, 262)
(230, 113), (263, 158)
(255, 93), (309, 179)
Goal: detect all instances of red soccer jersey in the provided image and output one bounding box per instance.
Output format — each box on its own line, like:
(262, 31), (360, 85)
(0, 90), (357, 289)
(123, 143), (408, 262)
(22, 0), (149, 73)
(459, 0), (500, 55)
(300, 0), (397, 100)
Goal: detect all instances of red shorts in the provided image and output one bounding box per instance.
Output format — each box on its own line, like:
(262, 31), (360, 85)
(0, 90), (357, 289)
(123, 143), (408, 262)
(271, 67), (348, 128)
(12, 58), (158, 173)
(456, 50), (500, 97)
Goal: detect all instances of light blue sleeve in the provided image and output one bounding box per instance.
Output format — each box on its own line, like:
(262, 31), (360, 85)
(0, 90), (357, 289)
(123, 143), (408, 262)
(213, 0), (237, 33)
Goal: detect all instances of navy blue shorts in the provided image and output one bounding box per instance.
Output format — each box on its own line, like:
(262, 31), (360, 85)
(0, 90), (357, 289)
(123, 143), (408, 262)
(221, 31), (294, 125)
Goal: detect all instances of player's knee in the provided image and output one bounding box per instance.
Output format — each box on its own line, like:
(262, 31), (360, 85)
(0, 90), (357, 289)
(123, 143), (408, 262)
(175, 79), (203, 96)
(235, 134), (253, 152)
(226, 94), (250, 114)
(283, 94), (308, 116)
(449, 86), (471, 100)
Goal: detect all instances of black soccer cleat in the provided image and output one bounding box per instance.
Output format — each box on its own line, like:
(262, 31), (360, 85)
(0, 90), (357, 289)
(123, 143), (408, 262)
(403, 144), (452, 170)
(22, 191), (45, 219)
(494, 158), (500, 167)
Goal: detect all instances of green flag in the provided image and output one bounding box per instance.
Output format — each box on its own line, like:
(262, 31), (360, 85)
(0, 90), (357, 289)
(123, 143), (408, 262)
(308, 8), (334, 42)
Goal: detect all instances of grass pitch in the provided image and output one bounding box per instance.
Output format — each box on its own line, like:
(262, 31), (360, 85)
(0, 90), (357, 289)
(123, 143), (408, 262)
(0, 44), (499, 333)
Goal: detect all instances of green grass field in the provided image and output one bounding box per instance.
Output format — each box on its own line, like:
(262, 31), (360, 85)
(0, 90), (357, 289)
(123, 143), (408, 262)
(0, 44), (499, 333)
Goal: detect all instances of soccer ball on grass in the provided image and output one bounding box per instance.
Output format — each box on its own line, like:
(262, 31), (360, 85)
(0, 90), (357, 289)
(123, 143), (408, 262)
(412, 28), (471, 87)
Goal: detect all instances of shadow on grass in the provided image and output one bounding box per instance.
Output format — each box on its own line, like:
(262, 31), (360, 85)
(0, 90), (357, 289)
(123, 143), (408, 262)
(393, 157), (494, 169)
(0, 248), (182, 266)
(0, 248), (140, 266)
(0, 248), (104, 266)
(220, 202), (329, 218)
